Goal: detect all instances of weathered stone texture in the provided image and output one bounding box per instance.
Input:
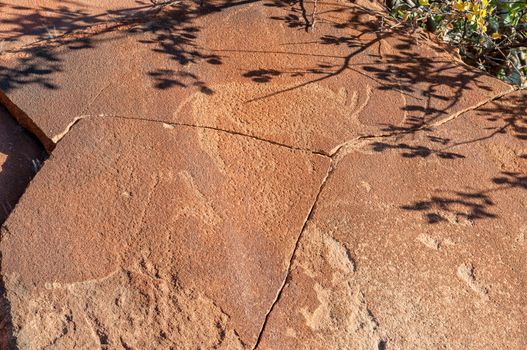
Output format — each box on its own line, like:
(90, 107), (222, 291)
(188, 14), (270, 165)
(258, 90), (527, 349)
(0, 1), (512, 152)
(0, 0), (152, 51)
(1, 117), (329, 347)
(0, 1), (526, 349)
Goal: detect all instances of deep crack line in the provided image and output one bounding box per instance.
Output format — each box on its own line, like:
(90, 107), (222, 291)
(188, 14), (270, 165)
(51, 113), (415, 159)
(65, 114), (332, 157)
(250, 133), (409, 349)
(47, 111), (344, 349)
(33, 82), (524, 164)
(252, 156), (338, 349)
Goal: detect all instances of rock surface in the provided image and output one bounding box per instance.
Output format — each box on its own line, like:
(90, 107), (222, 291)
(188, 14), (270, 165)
(258, 91), (527, 349)
(0, 0), (513, 152)
(0, 0), (153, 52)
(0, 107), (44, 350)
(1, 116), (329, 348)
(0, 0), (526, 349)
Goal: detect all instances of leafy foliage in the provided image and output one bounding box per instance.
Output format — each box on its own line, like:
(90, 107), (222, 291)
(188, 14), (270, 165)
(389, 0), (527, 86)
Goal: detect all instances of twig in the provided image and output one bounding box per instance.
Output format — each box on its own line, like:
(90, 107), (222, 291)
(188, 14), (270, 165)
(310, 0), (318, 32)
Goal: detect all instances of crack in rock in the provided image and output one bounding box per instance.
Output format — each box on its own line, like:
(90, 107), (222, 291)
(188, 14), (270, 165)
(60, 114), (331, 157)
(252, 136), (368, 348)
(252, 160), (334, 349)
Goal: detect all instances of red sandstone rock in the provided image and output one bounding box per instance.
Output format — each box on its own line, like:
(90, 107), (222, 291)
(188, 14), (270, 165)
(0, 0), (152, 52)
(258, 90), (527, 349)
(1, 116), (329, 348)
(0, 107), (44, 349)
(0, 1), (512, 153)
(0, 1), (525, 349)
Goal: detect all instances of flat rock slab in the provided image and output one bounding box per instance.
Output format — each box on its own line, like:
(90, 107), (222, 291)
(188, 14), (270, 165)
(0, 1), (512, 152)
(258, 90), (527, 349)
(1, 1), (526, 349)
(0, 116), (330, 348)
(0, 30), (146, 151)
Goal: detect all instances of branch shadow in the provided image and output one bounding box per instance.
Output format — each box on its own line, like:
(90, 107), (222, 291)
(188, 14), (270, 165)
(241, 0), (496, 135)
(0, 47), (64, 92)
(129, 0), (226, 94)
(476, 93), (527, 141)
(401, 172), (526, 225)
(371, 140), (465, 160)
(133, 0), (261, 92)
(239, 1), (525, 227)
(370, 95), (526, 225)
(0, 0), (155, 49)
(362, 39), (494, 132)
(240, 1), (392, 101)
(0, 0), (260, 97)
